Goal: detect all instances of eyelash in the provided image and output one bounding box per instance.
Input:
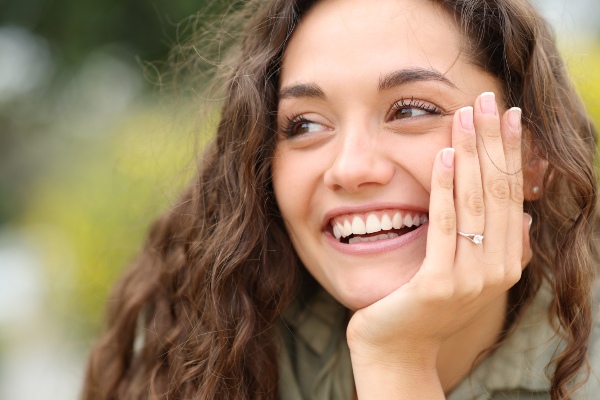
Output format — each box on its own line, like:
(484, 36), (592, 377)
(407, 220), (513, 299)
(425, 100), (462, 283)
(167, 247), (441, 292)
(280, 114), (312, 137)
(390, 97), (442, 118)
(279, 97), (442, 137)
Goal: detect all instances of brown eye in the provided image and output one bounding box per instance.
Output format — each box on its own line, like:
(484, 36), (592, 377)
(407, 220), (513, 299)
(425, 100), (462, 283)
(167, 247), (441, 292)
(283, 117), (328, 137)
(393, 107), (428, 120)
(389, 98), (441, 122)
(295, 121), (320, 135)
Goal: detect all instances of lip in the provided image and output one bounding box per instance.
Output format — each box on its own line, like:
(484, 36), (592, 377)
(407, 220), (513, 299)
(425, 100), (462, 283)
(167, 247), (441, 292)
(321, 202), (429, 230)
(324, 221), (428, 255)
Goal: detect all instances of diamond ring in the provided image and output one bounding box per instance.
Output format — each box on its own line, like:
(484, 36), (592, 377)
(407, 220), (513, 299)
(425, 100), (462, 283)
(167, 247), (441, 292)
(457, 231), (484, 244)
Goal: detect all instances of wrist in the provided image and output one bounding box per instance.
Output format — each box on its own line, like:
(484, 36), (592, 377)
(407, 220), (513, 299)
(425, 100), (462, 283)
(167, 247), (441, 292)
(351, 353), (444, 399)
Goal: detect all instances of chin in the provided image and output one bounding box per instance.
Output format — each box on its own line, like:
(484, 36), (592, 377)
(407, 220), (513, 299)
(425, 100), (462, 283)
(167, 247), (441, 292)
(333, 270), (417, 311)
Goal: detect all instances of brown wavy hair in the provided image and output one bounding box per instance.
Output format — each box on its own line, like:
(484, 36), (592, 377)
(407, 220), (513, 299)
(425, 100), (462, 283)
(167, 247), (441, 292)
(81, 0), (598, 399)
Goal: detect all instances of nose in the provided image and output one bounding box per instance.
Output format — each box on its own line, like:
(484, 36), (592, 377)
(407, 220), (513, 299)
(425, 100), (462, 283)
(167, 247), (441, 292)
(323, 128), (395, 193)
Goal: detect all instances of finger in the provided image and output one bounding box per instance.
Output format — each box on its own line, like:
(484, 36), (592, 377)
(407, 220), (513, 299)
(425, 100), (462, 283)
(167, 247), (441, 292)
(452, 107), (485, 243)
(474, 92), (509, 255)
(501, 107), (526, 276)
(424, 148), (456, 276)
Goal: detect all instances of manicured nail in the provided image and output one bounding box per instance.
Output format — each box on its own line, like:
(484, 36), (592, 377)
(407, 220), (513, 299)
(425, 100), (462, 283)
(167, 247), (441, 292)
(480, 92), (496, 115)
(508, 107), (522, 130)
(441, 148), (455, 168)
(459, 107), (474, 130)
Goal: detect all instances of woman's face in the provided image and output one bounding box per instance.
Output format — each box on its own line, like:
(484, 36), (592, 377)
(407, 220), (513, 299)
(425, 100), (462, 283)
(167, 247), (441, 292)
(272, 0), (504, 310)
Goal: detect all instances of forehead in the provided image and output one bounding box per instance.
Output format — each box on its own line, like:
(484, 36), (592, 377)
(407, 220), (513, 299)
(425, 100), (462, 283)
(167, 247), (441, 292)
(280, 0), (466, 88)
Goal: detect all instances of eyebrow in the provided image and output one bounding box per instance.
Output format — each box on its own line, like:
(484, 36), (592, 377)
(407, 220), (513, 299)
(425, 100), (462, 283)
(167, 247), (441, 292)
(378, 68), (457, 91)
(279, 83), (326, 100)
(278, 67), (456, 101)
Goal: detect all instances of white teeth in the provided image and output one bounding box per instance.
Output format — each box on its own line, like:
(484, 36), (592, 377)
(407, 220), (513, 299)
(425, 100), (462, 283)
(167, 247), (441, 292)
(392, 212), (403, 229)
(348, 232), (400, 244)
(349, 236), (362, 244)
(332, 211), (428, 241)
(343, 219), (352, 237)
(352, 216), (367, 235)
(381, 214), (393, 230)
(412, 214), (421, 227)
(333, 224), (342, 239)
(365, 214), (381, 234)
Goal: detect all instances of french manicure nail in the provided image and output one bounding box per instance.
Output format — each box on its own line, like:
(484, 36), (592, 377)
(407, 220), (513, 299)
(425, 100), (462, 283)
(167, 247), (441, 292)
(480, 92), (496, 115)
(441, 148), (455, 168)
(460, 107), (474, 130)
(508, 107), (522, 130)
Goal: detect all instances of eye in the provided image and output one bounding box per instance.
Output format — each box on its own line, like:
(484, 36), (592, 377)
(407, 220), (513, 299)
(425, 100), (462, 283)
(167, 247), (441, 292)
(389, 97), (441, 121)
(280, 115), (329, 137)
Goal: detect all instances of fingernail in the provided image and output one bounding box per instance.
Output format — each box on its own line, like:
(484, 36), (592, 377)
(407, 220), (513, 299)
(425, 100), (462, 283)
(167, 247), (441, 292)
(524, 212), (532, 228)
(441, 148), (455, 168)
(480, 92), (496, 115)
(459, 107), (474, 130)
(508, 107), (522, 130)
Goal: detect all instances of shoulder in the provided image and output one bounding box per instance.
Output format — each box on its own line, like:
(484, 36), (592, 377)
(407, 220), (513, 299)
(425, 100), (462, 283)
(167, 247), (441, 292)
(448, 283), (600, 399)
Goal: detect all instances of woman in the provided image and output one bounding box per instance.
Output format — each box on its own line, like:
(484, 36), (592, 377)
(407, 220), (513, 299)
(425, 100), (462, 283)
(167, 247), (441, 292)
(82, 0), (599, 399)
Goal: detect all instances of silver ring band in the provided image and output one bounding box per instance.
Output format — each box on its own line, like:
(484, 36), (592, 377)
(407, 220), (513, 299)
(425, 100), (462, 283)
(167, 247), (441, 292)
(457, 231), (484, 244)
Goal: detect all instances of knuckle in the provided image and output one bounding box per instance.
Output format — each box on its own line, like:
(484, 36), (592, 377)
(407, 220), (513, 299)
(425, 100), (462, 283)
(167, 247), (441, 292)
(510, 181), (524, 204)
(461, 279), (484, 300)
(505, 262), (523, 285)
(437, 173), (454, 190)
(482, 127), (502, 142)
(459, 135), (477, 157)
(456, 273), (483, 303)
(435, 210), (456, 235)
(486, 266), (505, 287)
(505, 138), (521, 154)
(463, 188), (485, 216)
(423, 283), (455, 303)
(487, 176), (510, 202)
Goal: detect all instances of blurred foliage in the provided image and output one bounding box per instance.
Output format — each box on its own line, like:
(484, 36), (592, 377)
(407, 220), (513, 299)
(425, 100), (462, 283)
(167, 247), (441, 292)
(568, 43), (600, 132)
(0, 0), (229, 67)
(20, 102), (214, 337)
(0, 0), (238, 225)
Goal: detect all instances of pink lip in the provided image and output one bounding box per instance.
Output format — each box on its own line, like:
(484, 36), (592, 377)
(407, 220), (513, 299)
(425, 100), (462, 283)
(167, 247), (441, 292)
(321, 202), (428, 230)
(324, 221), (428, 255)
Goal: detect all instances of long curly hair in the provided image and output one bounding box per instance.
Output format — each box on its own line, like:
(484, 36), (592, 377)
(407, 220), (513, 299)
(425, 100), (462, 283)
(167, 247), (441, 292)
(81, 0), (598, 399)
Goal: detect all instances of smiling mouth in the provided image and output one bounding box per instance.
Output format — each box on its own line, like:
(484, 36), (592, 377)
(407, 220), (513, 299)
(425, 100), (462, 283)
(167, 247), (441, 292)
(330, 210), (428, 244)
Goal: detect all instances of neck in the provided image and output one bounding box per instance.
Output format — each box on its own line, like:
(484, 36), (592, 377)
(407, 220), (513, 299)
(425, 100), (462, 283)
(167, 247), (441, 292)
(437, 292), (508, 393)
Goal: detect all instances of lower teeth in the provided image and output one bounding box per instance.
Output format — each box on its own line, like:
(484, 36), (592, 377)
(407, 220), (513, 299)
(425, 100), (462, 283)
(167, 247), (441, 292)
(348, 232), (399, 244)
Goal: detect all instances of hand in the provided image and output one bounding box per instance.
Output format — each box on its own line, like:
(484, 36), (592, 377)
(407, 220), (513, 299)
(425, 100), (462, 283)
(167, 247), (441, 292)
(347, 93), (532, 398)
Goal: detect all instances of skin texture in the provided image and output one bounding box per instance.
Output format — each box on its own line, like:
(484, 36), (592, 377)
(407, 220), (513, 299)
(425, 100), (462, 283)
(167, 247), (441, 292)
(272, 0), (533, 396)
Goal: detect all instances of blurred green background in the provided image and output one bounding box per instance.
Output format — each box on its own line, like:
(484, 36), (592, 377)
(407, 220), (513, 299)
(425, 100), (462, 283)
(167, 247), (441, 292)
(0, 0), (598, 399)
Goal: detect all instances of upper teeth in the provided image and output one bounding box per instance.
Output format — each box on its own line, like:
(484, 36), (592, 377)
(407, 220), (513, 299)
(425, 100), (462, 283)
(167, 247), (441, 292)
(331, 211), (428, 240)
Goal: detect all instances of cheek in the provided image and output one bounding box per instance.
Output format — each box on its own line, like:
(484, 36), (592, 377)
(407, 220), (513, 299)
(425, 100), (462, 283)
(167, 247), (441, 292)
(272, 148), (318, 223)
(383, 134), (449, 192)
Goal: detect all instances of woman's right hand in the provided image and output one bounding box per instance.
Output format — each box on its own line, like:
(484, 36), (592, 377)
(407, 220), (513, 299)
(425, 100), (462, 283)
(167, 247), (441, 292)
(347, 93), (532, 399)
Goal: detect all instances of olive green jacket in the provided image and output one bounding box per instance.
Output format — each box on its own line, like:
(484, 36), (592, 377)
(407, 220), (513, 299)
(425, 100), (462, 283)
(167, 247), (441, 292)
(277, 285), (600, 399)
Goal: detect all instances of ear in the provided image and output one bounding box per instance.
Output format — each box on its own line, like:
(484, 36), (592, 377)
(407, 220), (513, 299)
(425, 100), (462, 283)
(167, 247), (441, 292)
(522, 138), (548, 201)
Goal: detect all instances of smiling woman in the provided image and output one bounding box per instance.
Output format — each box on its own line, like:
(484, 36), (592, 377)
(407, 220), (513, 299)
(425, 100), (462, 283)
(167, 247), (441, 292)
(82, 0), (599, 399)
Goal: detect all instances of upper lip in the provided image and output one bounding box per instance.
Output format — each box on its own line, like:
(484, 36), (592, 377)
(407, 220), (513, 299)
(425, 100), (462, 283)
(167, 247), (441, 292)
(321, 202), (429, 230)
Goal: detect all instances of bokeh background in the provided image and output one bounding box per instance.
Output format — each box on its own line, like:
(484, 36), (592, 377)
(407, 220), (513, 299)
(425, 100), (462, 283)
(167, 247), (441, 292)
(0, 0), (599, 398)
